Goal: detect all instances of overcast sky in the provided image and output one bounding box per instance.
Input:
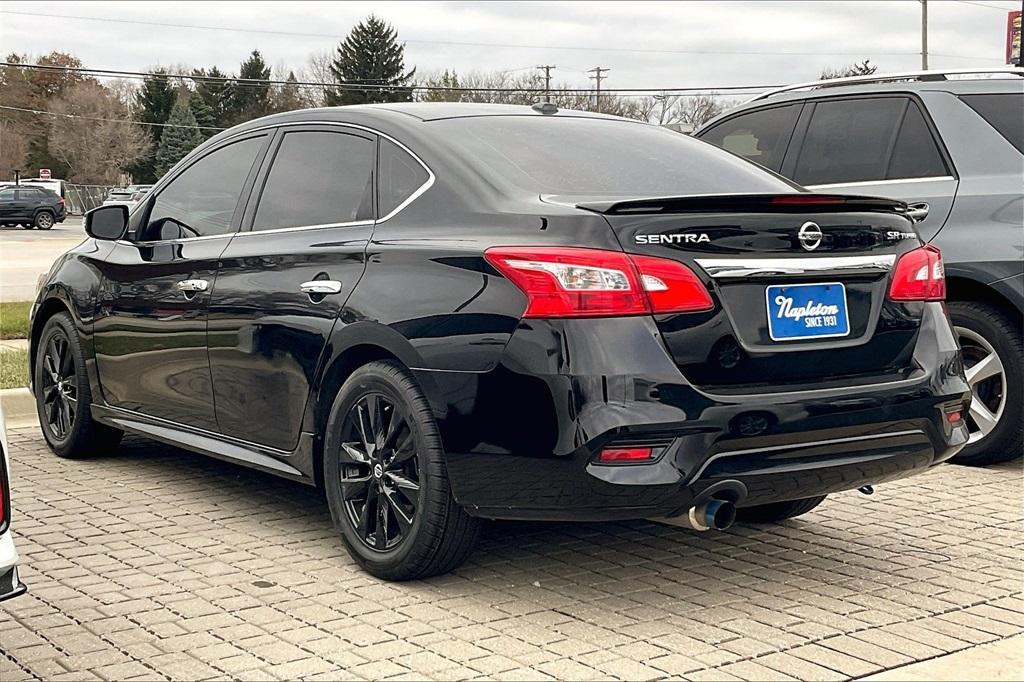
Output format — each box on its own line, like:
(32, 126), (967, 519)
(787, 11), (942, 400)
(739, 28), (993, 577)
(1, 1), (1019, 94)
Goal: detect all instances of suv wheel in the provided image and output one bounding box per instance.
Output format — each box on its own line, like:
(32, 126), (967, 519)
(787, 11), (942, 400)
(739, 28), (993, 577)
(35, 313), (124, 458)
(737, 495), (827, 523)
(34, 211), (55, 230)
(324, 360), (481, 580)
(948, 301), (1022, 465)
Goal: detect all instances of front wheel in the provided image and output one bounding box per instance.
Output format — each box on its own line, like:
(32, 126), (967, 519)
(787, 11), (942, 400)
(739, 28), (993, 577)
(34, 211), (55, 230)
(947, 301), (1022, 465)
(35, 312), (123, 458)
(324, 360), (481, 580)
(737, 495), (827, 524)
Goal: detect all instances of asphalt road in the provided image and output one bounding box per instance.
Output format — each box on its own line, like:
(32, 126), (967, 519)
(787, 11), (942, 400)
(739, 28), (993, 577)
(0, 217), (86, 302)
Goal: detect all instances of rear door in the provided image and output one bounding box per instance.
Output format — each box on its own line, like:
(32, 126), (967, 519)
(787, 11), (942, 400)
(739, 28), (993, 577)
(208, 125), (376, 451)
(92, 133), (270, 429)
(786, 96), (958, 242)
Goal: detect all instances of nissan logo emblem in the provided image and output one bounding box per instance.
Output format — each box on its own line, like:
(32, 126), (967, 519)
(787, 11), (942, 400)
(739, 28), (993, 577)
(798, 222), (823, 251)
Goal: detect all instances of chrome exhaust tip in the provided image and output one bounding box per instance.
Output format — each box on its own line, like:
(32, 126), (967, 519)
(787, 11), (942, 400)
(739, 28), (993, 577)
(687, 499), (737, 531)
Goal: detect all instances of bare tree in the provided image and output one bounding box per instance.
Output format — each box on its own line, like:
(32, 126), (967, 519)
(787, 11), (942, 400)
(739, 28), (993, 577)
(671, 94), (734, 129)
(821, 59), (877, 80)
(307, 50), (335, 106)
(48, 81), (151, 184)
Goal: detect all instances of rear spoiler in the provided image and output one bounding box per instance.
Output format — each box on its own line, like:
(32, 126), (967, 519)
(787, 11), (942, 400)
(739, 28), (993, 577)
(576, 193), (908, 216)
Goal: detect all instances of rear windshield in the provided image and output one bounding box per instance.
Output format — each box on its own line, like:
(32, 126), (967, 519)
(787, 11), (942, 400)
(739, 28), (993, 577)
(959, 93), (1024, 154)
(431, 116), (796, 196)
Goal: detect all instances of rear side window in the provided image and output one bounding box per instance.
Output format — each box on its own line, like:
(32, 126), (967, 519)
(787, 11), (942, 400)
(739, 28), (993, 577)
(959, 93), (1024, 154)
(887, 101), (949, 179)
(145, 136), (266, 240)
(698, 104), (801, 172)
(253, 131), (375, 231)
(793, 97), (905, 185)
(378, 139), (429, 217)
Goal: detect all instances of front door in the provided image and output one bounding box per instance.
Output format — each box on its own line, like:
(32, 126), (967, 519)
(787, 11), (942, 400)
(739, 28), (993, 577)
(92, 133), (270, 429)
(209, 126), (377, 451)
(0, 187), (29, 223)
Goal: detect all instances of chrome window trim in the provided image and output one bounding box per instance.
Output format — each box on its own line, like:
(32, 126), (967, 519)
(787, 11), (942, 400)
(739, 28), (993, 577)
(124, 119), (435, 245)
(806, 175), (955, 190)
(695, 254), (896, 279)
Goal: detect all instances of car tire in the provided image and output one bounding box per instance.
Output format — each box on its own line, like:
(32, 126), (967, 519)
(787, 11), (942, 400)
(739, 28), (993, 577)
(35, 312), (123, 458)
(324, 360), (481, 580)
(736, 495), (827, 523)
(947, 301), (1022, 466)
(34, 211), (55, 230)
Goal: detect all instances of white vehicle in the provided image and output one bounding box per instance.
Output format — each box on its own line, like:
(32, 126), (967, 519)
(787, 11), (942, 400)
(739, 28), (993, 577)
(102, 184), (153, 209)
(0, 405), (26, 603)
(18, 177), (65, 200)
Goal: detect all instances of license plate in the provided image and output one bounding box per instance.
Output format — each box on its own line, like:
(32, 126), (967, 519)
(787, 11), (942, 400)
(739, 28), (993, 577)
(766, 282), (850, 341)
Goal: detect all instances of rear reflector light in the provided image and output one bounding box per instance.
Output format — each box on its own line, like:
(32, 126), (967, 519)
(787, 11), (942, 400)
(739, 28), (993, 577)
(598, 447), (654, 462)
(484, 247), (713, 318)
(889, 245), (945, 301)
(947, 411), (962, 423)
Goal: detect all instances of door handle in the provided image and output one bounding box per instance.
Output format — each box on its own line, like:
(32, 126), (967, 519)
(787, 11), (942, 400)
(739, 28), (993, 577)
(906, 203), (930, 222)
(300, 280), (343, 295)
(174, 279), (209, 292)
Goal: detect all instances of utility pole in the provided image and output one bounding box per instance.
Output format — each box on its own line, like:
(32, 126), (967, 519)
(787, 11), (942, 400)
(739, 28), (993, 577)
(588, 66), (609, 112)
(920, 0), (928, 70)
(536, 65), (556, 102)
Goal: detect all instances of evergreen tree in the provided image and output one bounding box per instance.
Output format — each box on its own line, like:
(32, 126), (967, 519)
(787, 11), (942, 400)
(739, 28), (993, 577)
(326, 15), (416, 106)
(419, 70), (460, 102)
(192, 66), (236, 129)
(189, 89), (217, 139)
(271, 71), (306, 113)
(129, 70), (176, 182)
(231, 50), (272, 124)
(154, 89), (204, 179)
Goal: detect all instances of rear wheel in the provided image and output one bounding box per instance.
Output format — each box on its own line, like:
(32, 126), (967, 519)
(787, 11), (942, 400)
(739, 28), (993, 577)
(35, 312), (123, 458)
(737, 495), (827, 523)
(948, 301), (1022, 465)
(324, 360), (481, 580)
(34, 211), (54, 230)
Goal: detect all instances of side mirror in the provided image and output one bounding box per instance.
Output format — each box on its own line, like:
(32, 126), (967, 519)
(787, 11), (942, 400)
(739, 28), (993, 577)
(85, 205), (128, 240)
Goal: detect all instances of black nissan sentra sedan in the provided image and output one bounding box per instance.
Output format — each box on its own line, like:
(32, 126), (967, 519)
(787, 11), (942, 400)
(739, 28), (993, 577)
(30, 103), (971, 580)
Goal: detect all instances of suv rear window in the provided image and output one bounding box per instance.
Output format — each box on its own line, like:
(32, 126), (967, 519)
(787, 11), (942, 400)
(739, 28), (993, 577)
(959, 93), (1024, 154)
(432, 116), (794, 196)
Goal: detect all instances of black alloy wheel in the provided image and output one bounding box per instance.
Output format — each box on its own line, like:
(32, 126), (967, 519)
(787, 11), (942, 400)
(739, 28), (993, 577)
(338, 393), (422, 551)
(40, 329), (78, 439)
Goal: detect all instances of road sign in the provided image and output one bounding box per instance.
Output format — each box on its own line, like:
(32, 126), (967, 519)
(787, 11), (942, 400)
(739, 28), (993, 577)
(39, 168), (51, 180)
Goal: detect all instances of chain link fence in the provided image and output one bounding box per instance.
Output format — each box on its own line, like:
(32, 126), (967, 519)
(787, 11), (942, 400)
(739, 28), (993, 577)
(64, 184), (118, 215)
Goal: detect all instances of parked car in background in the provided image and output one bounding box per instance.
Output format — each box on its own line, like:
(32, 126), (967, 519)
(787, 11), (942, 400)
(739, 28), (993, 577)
(31, 103), (970, 580)
(697, 68), (1023, 466)
(102, 184), (153, 209)
(0, 407), (27, 603)
(0, 184), (67, 229)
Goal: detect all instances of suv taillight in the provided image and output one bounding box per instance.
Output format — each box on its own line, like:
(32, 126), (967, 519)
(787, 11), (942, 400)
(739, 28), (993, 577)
(484, 246), (713, 318)
(889, 245), (945, 301)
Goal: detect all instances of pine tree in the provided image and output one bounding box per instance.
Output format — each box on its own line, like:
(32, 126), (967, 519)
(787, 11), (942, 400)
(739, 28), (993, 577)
(189, 90), (217, 139)
(192, 66), (236, 129)
(420, 70), (460, 102)
(154, 89), (204, 179)
(271, 71), (306, 113)
(231, 50), (272, 124)
(326, 15), (416, 106)
(129, 70), (176, 182)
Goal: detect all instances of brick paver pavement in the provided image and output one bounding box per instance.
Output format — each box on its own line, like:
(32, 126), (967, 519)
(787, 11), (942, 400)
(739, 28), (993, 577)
(1, 426), (1021, 681)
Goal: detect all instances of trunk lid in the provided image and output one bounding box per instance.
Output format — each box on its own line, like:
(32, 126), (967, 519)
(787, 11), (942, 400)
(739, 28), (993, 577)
(582, 194), (927, 391)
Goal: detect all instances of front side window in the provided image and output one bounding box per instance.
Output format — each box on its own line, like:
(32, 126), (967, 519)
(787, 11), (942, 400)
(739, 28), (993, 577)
(698, 104), (801, 172)
(253, 131), (375, 231)
(143, 135), (265, 240)
(0, 188), (15, 200)
(793, 97), (906, 185)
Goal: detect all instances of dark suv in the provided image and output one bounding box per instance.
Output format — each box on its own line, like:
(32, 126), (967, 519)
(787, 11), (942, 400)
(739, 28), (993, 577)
(697, 69), (1023, 465)
(0, 185), (66, 229)
(31, 104), (970, 579)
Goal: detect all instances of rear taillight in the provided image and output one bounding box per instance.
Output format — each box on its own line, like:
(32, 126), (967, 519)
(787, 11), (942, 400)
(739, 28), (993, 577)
(484, 247), (713, 318)
(889, 245), (945, 301)
(598, 447), (654, 462)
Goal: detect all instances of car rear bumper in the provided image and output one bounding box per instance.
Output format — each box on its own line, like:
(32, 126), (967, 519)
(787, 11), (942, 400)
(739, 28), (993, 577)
(0, 532), (25, 603)
(419, 303), (971, 521)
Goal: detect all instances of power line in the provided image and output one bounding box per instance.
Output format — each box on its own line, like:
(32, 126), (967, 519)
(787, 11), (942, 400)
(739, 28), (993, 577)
(0, 9), (1001, 60)
(588, 67), (610, 112)
(0, 61), (781, 95)
(0, 104), (226, 131)
(952, 0), (1021, 10)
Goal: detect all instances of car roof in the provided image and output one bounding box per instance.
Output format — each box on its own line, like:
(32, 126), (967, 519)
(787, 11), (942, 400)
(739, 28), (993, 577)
(699, 70), (1024, 130)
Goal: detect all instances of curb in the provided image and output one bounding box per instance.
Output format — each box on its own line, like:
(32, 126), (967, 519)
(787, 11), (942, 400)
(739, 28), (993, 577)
(1, 387), (38, 428)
